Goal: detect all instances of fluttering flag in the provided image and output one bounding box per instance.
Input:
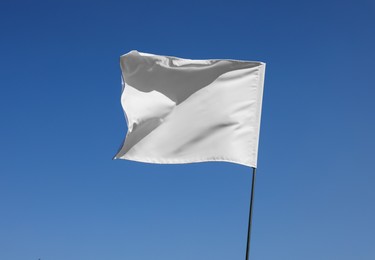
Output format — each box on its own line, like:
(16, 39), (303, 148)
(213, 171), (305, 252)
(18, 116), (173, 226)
(114, 51), (265, 167)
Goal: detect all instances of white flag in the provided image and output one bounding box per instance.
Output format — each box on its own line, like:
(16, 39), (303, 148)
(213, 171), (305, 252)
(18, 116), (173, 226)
(114, 51), (265, 167)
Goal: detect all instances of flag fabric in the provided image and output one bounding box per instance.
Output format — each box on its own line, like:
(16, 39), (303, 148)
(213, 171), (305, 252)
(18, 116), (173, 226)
(114, 51), (266, 168)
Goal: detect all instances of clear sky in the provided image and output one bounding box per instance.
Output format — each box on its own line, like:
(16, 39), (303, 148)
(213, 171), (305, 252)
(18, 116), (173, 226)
(1, 0), (375, 259)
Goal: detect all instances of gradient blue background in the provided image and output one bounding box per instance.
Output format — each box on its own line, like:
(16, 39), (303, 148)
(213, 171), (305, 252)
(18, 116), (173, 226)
(1, 0), (375, 259)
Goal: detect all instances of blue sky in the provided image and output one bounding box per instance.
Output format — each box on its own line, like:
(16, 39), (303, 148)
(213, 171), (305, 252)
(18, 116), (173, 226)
(1, 0), (375, 259)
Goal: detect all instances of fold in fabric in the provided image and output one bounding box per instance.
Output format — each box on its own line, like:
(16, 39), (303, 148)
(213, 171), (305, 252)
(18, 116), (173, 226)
(114, 50), (266, 167)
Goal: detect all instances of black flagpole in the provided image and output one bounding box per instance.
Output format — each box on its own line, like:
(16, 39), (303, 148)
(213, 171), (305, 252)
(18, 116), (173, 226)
(245, 167), (257, 260)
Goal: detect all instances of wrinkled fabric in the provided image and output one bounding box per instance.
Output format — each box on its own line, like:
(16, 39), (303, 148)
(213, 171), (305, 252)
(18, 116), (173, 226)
(114, 51), (266, 167)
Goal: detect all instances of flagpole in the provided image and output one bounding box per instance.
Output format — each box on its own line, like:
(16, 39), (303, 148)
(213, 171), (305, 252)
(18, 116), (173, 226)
(245, 167), (257, 260)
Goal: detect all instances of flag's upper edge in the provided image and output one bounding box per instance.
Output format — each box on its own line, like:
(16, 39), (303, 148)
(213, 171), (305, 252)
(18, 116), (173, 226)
(120, 50), (266, 66)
